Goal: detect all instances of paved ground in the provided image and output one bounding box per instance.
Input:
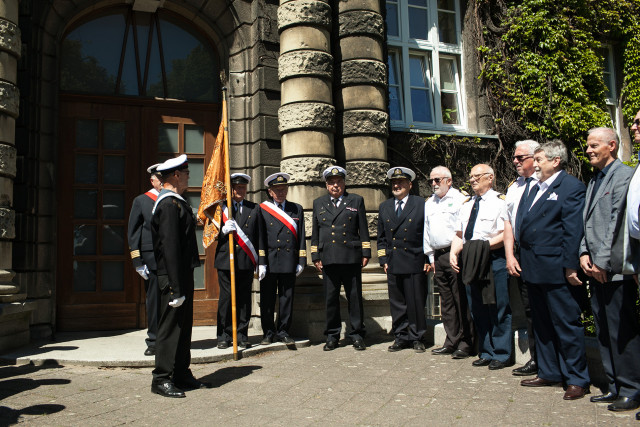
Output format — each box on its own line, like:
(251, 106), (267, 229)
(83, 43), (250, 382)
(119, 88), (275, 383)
(0, 329), (638, 426)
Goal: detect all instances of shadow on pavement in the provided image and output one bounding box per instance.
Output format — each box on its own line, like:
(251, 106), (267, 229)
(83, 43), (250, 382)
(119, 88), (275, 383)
(0, 404), (66, 426)
(200, 365), (262, 388)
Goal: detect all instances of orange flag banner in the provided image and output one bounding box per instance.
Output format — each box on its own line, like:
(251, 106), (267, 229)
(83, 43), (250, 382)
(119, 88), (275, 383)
(197, 100), (227, 249)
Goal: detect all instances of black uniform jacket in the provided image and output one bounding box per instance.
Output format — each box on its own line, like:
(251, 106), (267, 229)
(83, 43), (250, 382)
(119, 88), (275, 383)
(151, 190), (200, 298)
(214, 200), (264, 271)
(377, 194), (426, 274)
(259, 200), (307, 273)
(311, 192), (371, 265)
(128, 189), (158, 269)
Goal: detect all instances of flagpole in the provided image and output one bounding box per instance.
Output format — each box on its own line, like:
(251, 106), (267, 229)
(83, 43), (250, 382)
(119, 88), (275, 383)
(221, 86), (239, 361)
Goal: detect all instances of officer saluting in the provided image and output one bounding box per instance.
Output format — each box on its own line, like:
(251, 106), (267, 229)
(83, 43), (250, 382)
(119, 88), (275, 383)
(258, 172), (306, 345)
(311, 166), (371, 351)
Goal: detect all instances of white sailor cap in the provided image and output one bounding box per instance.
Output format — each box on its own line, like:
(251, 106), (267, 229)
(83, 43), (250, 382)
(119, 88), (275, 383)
(146, 163), (162, 174)
(387, 167), (416, 181)
(157, 154), (188, 175)
(322, 166), (347, 180)
(230, 173), (251, 184)
(264, 172), (291, 187)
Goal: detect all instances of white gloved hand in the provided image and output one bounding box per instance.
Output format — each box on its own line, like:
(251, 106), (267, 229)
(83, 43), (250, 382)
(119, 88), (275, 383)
(169, 296), (185, 307)
(296, 264), (304, 277)
(258, 265), (267, 281)
(221, 219), (238, 235)
(136, 265), (149, 280)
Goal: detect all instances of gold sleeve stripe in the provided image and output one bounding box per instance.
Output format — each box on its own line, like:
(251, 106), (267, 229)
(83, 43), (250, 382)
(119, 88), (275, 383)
(311, 245), (318, 252)
(299, 250), (307, 257)
(130, 250), (141, 259)
(361, 242), (371, 249)
(258, 250), (266, 256)
(377, 249), (386, 257)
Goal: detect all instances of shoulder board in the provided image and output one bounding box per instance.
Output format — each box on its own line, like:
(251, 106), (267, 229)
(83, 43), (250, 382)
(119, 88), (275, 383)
(463, 197), (472, 203)
(498, 193), (506, 200)
(507, 180), (516, 188)
(460, 190), (469, 196)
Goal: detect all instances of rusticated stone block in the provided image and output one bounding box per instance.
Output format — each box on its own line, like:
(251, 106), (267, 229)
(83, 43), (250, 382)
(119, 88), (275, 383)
(344, 160), (388, 186)
(338, 59), (386, 87)
(281, 156), (336, 184)
(338, 11), (384, 39)
(278, 102), (335, 133)
(0, 142), (16, 177)
(0, 207), (15, 239)
(337, 0), (382, 13)
(278, 0), (332, 32)
(338, 109), (388, 137)
(0, 82), (18, 118)
(0, 19), (20, 57)
(279, 50), (333, 81)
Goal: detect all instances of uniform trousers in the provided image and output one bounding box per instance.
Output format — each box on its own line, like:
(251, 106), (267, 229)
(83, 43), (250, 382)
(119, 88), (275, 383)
(465, 250), (512, 363)
(217, 269), (253, 342)
(434, 249), (474, 352)
(387, 271), (427, 343)
(260, 272), (295, 339)
(323, 264), (366, 341)
(590, 278), (640, 400)
(152, 273), (194, 383)
(528, 280), (589, 388)
(512, 248), (536, 361)
(144, 270), (160, 349)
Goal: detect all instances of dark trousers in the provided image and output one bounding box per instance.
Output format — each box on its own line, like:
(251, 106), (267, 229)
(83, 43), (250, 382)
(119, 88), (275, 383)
(387, 271), (427, 343)
(152, 274), (194, 383)
(528, 281), (589, 388)
(434, 250), (474, 352)
(144, 270), (160, 349)
(465, 251), (512, 363)
(260, 272), (296, 339)
(323, 263), (366, 341)
(590, 279), (640, 400)
(511, 249), (536, 361)
(217, 269), (253, 342)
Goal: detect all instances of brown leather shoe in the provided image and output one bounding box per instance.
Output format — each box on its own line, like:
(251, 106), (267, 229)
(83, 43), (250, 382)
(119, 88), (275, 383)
(521, 377), (561, 387)
(564, 385), (589, 400)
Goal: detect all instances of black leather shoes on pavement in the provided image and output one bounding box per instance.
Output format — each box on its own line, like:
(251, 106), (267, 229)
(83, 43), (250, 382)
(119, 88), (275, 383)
(590, 392), (617, 403)
(239, 340), (251, 349)
(451, 349), (469, 359)
(144, 347), (155, 356)
(488, 360), (509, 370)
(607, 396), (640, 412)
(636, 411), (640, 420)
(174, 376), (212, 390)
(217, 341), (230, 349)
(151, 381), (185, 398)
(323, 340), (338, 351)
(353, 339), (366, 351)
(431, 346), (454, 355)
(388, 341), (410, 352)
(413, 341), (426, 353)
(260, 336), (273, 345)
(472, 358), (491, 367)
(281, 336), (296, 345)
(512, 359), (537, 376)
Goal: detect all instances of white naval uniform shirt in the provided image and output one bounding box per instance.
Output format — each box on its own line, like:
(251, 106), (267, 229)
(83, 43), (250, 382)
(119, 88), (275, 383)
(457, 188), (508, 243)
(627, 166), (640, 240)
(505, 175), (539, 225)
(424, 187), (466, 263)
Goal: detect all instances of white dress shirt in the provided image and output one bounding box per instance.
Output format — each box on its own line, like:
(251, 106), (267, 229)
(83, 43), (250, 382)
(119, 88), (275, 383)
(505, 175), (539, 225)
(457, 188), (507, 243)
(627, 166), (640, 240)
(424, 187), (466, 263)
(530, 170), (561, 208)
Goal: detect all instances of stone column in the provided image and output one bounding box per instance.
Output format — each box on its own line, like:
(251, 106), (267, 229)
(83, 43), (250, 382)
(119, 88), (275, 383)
(0, 0), (34, 351)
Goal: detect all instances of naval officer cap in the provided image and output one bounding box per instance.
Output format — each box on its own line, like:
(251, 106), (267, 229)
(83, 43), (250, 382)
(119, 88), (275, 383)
(230, 173), (251, 184)
(264, 172), (291, 187)
(322, 166), (347, 180)
(157, 154), (188, 175)
(387, 166), (416, 182)
(146, 163), (162, 174)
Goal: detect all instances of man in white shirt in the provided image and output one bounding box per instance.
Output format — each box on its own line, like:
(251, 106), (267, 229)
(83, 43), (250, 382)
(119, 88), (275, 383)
(627, 110), (640, 288)
(424, 166), (474, 359)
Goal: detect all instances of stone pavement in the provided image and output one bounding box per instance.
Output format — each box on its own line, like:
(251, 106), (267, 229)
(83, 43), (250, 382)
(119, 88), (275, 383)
(0, 329), (637, 426)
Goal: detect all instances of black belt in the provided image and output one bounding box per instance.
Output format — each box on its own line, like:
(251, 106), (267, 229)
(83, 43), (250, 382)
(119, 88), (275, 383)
(434, 246), (451, 257)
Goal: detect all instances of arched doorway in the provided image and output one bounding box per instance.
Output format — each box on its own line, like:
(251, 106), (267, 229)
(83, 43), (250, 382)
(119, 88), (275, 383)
(56, 6), (222, 330)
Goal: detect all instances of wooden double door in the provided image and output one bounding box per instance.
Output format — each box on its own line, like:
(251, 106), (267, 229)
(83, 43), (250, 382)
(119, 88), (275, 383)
(57, 95), (220, 330)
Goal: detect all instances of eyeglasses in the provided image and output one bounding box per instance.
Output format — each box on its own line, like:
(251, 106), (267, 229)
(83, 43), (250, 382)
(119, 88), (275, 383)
(512, 155), (533, 162)
(632, 119), (640, 128)
(468, 172), (491, 181)
(429, 177), (447, 184)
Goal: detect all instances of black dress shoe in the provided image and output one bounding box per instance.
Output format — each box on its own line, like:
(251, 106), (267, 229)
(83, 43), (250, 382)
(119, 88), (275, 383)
(472, 358), (491, 366)
(239, 340), (251, 349)
(174, 376), (212, 390)
(488, 360), (508, 370)
(590, 392), (617, 403)
(608, 396), (640, 412)
(512, 359), (537, 376)
(144, 347), (155, 356)
(636, 410), (639, 420)
(431, 346), (454, 355)
(151, 381), (185, 398)
(260, 336), (273, 345)
(413, 341), (426, 353)
(388, 341), (410, 352)
(281, 336), (296, 345)
(451, 349), (469, 359)
(353, 339), (366, 351)
(323, 340), (338, 351)
(217, 341), (230, 349)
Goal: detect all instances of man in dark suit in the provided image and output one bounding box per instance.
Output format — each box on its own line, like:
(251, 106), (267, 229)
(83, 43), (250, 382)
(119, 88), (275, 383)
(377, 167), (428, 352)
(215, 173), (263, 350)
(628, 110), (640, 422)
(258, 172), (306, 345)
(128, 163), (162, 356)
(311, 166), (371, 351)
(517, 140), (590, 400)
(579, 127), (640, 412)
(150, 154), (207, 397)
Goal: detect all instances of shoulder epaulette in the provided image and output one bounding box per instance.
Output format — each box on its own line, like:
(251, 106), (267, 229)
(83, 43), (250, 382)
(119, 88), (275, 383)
(498, 193), (506, 200)
(463, 197), (472, 203)
(460, 190), (469, 197)
(507, 180), (516, 188)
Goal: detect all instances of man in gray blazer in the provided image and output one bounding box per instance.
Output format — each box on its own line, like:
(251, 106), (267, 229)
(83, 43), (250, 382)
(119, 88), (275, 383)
(580, 127), (640, 413)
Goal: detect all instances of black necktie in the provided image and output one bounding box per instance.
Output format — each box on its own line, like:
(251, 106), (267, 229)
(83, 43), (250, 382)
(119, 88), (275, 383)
(514, 177), (533, 242)
(396, 200), (403, 217)
(332, 198), (338, 207)
(521, 184), (539, 217)
(278, 203), (283, 211)
(234, 202), (241, 219)
(589, 171), (604, 208)
(464, 197), (481, 241)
